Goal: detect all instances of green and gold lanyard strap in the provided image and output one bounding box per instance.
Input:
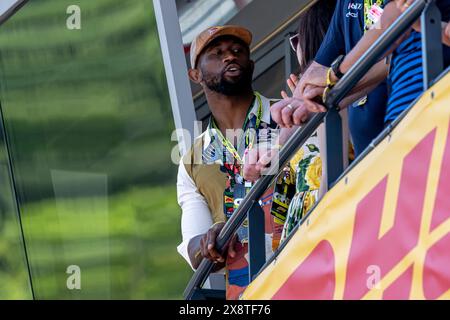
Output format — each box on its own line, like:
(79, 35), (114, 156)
(209, 91), (264, 164)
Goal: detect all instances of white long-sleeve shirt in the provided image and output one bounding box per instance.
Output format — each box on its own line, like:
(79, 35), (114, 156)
(176, 161), (214, 269)
(176, 94), (274, 269)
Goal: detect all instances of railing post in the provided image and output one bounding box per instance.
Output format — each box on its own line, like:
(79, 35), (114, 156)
(421, 0), (443, 90)
(325, 108), (344, 188)
(247, 202), (266, 282)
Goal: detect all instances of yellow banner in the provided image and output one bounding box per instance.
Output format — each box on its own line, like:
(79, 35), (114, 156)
(243, 72), (450, 300)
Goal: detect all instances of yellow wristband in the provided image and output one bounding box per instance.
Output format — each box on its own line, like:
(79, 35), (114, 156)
(326, 67), (337, 87)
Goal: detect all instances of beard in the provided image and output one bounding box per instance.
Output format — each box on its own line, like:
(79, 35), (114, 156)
(202, 63), (253, 96)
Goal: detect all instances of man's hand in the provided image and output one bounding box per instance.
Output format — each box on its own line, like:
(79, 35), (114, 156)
(295, 62), (329, 98)
(243, 147), (262, 182)
(200, 222), (226, 263)
(199, 222), (238, 264)
(303, 85), (328, 111)
(243, 145), (281, 182)
(271, 96), (325, 128)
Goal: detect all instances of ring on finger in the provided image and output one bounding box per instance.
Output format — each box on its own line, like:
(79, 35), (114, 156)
(286, 104), (294, 110)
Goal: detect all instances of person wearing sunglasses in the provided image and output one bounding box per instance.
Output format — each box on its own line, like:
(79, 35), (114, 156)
(272, 0), (390, 157)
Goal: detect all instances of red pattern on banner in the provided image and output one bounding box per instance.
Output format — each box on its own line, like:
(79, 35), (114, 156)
(272, 240), (335, 300)
(383, 265), (413, 299)
(430, 125), (450, 232)
(344, 129), (436, 300)
(423, 233), (450, 299)
(265, 129), (449, 300)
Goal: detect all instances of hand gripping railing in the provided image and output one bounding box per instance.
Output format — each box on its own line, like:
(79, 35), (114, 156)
(184, 0), (442, 300)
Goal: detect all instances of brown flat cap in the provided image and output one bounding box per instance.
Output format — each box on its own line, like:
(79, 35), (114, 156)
(190, 25), (252, 68)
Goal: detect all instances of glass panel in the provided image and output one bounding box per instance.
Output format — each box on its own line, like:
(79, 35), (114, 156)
(0, 0), (190, 299)
(0, 114), (33, 299)
(176, 0), (254, 46)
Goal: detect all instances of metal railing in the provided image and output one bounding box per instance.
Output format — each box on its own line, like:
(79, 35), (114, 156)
(184, 0), (443, 300)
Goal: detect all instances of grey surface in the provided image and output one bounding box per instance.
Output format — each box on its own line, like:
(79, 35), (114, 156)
(421, 1), (443, 90)
(154, 0), (198, 154)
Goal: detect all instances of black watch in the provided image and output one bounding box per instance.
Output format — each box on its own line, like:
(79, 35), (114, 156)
(331, 55), (345, 80)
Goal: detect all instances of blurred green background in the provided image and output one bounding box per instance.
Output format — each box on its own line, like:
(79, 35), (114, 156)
(0, 0), (192, 299)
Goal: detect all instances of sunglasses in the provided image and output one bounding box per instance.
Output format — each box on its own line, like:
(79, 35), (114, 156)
(289, 33), (300, 52)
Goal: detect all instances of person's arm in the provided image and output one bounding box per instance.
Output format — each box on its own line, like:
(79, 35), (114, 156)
(331, 1), (403, 82)
(270, 59), (390, 125)
(243, 125), (300, 182)
(338, 60), (390, 108)
(187, 224), (229, 272)
(293, 2), (399, 98)
(291, 2), (402, 112)
(177, 161), (224, 270)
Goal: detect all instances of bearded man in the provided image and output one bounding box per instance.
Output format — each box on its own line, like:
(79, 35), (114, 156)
(177, 25), (295, 300)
